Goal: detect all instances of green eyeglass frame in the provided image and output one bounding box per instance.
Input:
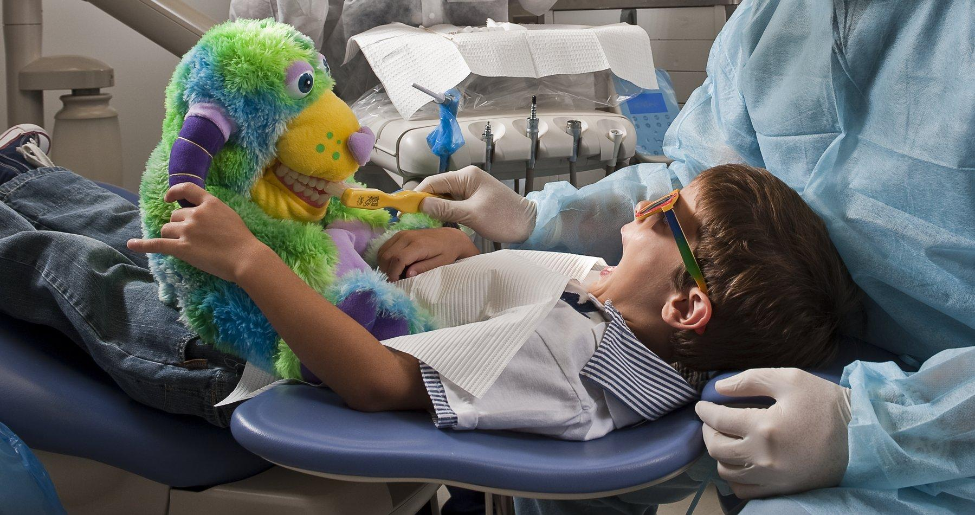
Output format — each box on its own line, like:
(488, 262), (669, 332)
(635, 189), (709, 294)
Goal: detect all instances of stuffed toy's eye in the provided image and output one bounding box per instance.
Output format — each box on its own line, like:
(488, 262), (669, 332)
(284, 61), (315, 99)
(316, 53), (330, 76)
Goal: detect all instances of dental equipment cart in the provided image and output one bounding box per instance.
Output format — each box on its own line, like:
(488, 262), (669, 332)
(366, 108), (637, 190)
(347, 22), (658, 193)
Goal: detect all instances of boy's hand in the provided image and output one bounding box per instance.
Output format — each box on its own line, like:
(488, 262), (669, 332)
(377, 227), (479, 280)
(127, 183), (269, 283)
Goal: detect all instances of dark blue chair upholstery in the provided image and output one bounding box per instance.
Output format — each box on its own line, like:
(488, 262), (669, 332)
(232, 338), (908, 499)
(0, 182), (270, 488)
(232, 385), (705, 497)
(0, 315), (271, 487)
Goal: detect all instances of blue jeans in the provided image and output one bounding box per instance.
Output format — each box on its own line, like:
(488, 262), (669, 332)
(0, 167), (242, 426)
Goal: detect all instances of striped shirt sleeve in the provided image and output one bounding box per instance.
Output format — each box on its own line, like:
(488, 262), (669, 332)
(419, 361), (458, 429)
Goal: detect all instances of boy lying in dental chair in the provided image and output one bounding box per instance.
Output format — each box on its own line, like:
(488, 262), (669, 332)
(133, 161), (859, 440)
(0, 126), (858, 438)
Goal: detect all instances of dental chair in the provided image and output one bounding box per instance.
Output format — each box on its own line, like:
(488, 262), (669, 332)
(0, 184), (438, 515)
(230, 335), (906, 513)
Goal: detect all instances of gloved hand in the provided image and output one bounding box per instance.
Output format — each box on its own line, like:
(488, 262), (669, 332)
(416, 166), (537, 244)
(694, 368), (852, 499)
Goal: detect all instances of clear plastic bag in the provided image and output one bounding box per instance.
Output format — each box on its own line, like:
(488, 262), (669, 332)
(0, 422), (65, 515)
(352, 70), (644, 123)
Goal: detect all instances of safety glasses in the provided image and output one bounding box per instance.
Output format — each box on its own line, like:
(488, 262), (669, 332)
(635, 189), (709, 294)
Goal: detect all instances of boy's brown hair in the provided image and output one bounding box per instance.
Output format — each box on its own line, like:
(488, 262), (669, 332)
(670, 164), (861, 371)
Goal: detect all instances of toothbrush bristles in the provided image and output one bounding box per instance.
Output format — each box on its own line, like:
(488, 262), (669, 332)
(322, 181), (349, 198)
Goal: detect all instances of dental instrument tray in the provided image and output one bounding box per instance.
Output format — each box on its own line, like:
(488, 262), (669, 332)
(347, 22), (655, 183)
(363, 109), (637, 182)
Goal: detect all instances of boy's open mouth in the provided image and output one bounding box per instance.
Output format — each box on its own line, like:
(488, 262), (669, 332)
(600, 266), (615, 277)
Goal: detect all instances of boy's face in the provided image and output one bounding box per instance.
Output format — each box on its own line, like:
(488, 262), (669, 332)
(587, 183), (706, 359)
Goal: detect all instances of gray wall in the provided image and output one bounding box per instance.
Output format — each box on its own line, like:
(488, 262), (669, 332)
(0, 0), (232, 191)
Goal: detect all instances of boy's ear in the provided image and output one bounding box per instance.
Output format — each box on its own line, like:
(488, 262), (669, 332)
(661, 287), (711, 335)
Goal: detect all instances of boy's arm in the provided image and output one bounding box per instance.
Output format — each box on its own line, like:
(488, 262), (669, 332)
(236, 245), (431, 412)
(128, 183), (430, 412)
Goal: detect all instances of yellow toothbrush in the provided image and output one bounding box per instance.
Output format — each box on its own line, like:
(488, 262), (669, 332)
(323, 183), (444, 213)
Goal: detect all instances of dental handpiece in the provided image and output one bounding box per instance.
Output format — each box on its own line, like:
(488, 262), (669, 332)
(606, 129), (624, 177)
(413, 83), (456, 173)
(566, 120), (582, 187)
(412, 83), (446, 104)
(482, 121), (494, 174)
(526, 95), (539, 193)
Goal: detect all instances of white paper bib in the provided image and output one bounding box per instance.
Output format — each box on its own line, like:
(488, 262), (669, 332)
(383, 250), (606, 397)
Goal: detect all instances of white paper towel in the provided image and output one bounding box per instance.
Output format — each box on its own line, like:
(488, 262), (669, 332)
(215, 362), (293, 407)
(383, 250), (605, 397)
(346, 22), (658, 119)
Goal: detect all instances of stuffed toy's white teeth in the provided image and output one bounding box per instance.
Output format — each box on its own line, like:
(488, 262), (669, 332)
(274, 164), (334, 192)
(272, 163), (340, 207)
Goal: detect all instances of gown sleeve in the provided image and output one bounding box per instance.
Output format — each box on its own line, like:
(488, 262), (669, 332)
(840, 346), (975, 493)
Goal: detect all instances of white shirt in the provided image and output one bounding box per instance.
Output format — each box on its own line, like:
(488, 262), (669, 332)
(372, 249), (700, 441)
(420, 290), (701, 441)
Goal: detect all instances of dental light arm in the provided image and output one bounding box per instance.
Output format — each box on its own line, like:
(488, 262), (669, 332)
(84, 0), (215, 57)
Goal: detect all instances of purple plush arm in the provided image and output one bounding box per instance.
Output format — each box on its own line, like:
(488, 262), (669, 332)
(168, 103), (235, 207)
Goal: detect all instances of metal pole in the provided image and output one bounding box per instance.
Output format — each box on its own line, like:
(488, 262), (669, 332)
(83, 0), (214, 57)
(4, 0), (44, 127)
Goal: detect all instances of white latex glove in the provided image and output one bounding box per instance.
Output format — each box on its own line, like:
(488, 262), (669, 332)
(694, 368), (852, 499)
(416, 166), (537, 244)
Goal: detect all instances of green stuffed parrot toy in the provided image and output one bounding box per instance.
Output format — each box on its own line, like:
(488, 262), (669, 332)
(140, 19), (437, 379)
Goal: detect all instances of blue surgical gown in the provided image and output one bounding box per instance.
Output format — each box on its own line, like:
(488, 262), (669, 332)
(517, 0), (975, 512)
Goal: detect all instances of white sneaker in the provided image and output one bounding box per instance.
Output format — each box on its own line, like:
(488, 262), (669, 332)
(0, 124), (51, 155)
(0, 124), (54, 179)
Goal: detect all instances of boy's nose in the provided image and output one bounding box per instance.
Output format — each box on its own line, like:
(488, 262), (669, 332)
(348, 126), (375, 166)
